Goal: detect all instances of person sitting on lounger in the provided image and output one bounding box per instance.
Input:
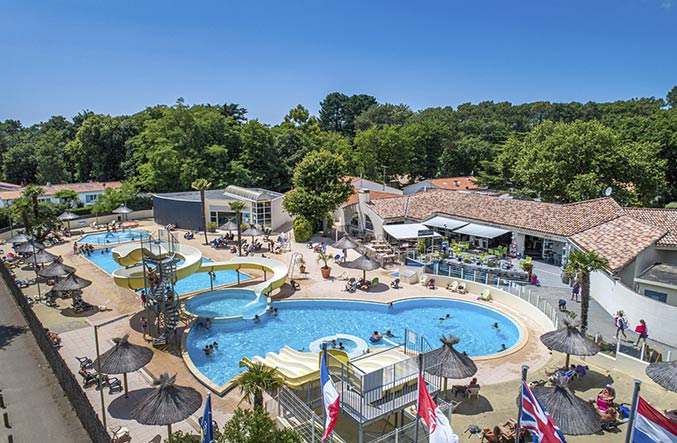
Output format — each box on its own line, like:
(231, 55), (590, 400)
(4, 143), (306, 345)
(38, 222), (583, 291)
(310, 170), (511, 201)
(390, 278), (400, 289)
(600, 406), (618, 423)
(478, 290), (493, 302)
(427, 279), (436, 289)
(370, 331), (383, 342)
(290, 280), (301, 291)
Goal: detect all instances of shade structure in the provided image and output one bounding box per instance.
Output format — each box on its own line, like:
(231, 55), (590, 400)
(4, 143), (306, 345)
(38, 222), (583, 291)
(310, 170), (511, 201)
(112, 203), (133, 214)
(540, 320), (600, 367)
(37, 259), (74, 278)
(7, 233), (34, 244)
(58, 211), (78, 221)
(218, 220), (238, 232)
(332, 235), (358, 250)
(131, 373), (202, 436)
(29, 249), (58, 264)
(242, 226), (265, 237)
(51, 273), (92, 292)
(423, 335), (477, 398)
(646, 360), (677, 392)
(343, 254), (380, 281)
(93, 335), (153, 397)
(526, 381), (601, 435)
(15, 240), (45, 254)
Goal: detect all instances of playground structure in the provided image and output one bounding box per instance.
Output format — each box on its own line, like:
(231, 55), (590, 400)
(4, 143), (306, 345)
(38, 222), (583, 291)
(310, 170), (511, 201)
(109, 229), (288, 342)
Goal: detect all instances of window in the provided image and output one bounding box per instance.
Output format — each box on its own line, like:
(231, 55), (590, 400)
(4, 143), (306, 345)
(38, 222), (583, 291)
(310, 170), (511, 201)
(85, 194), (98, 202)
(365, 215), (374, 231)
(644, 289), (667, 303)
(252, 201), (271, 228)
(210, 211), (235, 227)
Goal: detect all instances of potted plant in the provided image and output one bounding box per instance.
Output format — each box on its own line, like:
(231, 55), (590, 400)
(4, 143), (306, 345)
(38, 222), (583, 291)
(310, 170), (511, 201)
(317, 251), (332, 279)
(298, 256), (306, 274)
(207, 222), (217, 233)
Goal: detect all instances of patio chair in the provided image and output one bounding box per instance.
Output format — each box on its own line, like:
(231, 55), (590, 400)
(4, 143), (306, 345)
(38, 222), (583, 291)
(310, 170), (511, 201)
(78, 368), (98, 388)
(466, 386), (481, 399)
(337, 271), (350, 281)
(103, 375), (123, 394)
(76, 356), (93, 368)
(457, 282), (467, 294)
(110, 425), (131, 443)
(390, 278), (400, 289)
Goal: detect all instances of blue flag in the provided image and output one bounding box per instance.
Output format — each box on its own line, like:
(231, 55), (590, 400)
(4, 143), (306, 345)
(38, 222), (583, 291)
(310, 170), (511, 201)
(200, 393), (214, 443)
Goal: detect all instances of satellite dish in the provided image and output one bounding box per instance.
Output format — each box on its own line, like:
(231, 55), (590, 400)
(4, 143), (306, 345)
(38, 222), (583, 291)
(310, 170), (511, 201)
(604, 187), (613, 197)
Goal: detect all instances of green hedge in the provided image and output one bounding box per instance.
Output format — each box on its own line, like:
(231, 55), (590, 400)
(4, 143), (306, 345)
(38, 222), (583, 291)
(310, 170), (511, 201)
(293, 217), (313, 243)
(70, 207), (92, 216)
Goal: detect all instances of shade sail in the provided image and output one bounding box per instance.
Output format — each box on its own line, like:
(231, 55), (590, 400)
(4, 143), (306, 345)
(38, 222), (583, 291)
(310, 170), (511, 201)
(383, 223), (442, 241)
(423, 216), (468, 231)
(453, 223), (510, 239)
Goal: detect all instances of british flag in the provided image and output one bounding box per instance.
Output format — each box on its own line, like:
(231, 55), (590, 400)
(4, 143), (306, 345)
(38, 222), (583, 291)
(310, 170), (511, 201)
(520, 382), (567, 443)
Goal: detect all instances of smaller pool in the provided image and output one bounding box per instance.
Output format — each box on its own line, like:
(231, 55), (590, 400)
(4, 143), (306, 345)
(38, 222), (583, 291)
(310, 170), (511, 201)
(309, 334), (368, 358)
(79, 229), (151, 245)
(184, 289), (266, 319)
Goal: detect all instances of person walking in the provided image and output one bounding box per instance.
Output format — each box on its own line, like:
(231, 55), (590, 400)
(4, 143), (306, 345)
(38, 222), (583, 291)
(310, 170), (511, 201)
(571, 279), (581, 302)
(141, 316), (148, 341)
(634, 319), (648, 347)
(614, 311), (628, 340)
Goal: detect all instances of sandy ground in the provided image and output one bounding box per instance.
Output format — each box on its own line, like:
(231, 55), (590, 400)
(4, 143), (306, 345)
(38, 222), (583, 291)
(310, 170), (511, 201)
(10, 221), (677, 442)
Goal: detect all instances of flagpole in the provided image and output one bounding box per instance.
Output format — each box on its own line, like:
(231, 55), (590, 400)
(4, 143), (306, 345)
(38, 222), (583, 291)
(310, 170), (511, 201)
(321, 341), (328, 443)
(624, 379), (641, 443)
(414, 353), (423, 443)
(515, 365), (529, 442)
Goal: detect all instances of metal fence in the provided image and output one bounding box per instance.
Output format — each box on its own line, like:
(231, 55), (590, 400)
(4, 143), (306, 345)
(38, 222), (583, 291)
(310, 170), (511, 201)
(367, 398), (455, 443)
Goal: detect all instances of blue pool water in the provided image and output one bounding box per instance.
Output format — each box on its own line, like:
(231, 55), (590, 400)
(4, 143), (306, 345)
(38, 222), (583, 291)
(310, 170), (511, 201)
(82, 250), (251, 295)
(187, 298), (522, 386)
(184, 289), (266, 319)
(79, 229), (151, 245)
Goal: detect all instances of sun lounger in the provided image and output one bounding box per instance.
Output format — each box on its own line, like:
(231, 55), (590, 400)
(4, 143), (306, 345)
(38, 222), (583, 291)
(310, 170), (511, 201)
(337, 271), (350, 281)
(390, 278), (400, 289)
(110, 425), (131, 443)
(446, 280), (459, 291)
(478, 289), (493, 302)
(457, 282), (467, 294)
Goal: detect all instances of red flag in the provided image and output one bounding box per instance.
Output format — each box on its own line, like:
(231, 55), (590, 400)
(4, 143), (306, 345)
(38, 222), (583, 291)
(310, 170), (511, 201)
(417, 372), (458, 443)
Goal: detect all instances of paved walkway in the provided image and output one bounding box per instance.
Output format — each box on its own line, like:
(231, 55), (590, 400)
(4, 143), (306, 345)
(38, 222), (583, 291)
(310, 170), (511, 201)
(0, 278), (89, 443)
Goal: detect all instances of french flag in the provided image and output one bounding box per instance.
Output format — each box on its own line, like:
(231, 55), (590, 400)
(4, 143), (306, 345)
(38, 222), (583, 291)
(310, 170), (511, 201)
(320, 353), (340, 441)
(633, 397), (677, 443)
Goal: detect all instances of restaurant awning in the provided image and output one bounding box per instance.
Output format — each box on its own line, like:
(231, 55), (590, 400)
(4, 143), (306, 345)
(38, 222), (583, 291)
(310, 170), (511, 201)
(383, 223), (442, 241)
(453, 223), (510, 239)
(423, 216), (468, 230)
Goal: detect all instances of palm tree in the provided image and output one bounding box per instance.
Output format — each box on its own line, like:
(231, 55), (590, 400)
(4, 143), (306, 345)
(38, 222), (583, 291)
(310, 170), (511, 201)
(191, 178), (212, 245)
(235, 363), (282, 409)
(229, 201), (247, 257)
(23, 184), (44, 222)
(564, 250), (609, 336)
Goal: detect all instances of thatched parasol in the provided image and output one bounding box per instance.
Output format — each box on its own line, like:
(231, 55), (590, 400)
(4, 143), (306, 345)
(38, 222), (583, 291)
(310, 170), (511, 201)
(58, 211), (78, 231)
(7, 233), (34, 244)
(646, 360), (677, 392)
(242, 226), (265, 248)
(15, 240), (45, 254)
(217, 220), (239, 232)
(93, 335), (153, 397)
(113, 203), (133, 222)
(37, 259), (74, 278)
(423, 335), (477, 398)
(29, 249), (58, 265)
(540, 319), (600, 367)
(51, 273), (92, 292)
(343, 254), (380, 281)
(332, 235), (358, 250)
(525, 378), (601, 435)
(131, 372), (202, 436)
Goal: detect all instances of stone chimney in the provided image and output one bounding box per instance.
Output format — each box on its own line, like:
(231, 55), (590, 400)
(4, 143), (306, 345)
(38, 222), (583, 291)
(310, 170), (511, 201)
(358, 189), (370, 205)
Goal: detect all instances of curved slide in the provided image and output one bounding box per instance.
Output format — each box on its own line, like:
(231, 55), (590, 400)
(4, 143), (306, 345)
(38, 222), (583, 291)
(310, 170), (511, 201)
(110, 242), (288, 298)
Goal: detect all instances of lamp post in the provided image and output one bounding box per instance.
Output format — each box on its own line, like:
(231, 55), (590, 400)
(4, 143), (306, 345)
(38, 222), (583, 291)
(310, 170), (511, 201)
(94, 324), (107, 430)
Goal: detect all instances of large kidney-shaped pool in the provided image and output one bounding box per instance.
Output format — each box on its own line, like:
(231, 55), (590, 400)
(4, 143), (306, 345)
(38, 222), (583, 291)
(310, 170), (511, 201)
(186, 298), (523, 387)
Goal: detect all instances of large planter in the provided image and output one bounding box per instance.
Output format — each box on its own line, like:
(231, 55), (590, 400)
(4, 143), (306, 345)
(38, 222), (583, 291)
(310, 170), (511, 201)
(320, 267), (331, 279)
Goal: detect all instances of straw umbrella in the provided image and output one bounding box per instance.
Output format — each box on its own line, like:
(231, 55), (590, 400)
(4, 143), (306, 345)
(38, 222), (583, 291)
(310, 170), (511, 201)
(131, 373), (202, 436)
(343, 254), (381, 281)
(218, 220), (238, 233)
(423, 335), (477, 398)
(525, 378), (601, 435)
(51, 272), (92, 292)
(646, 360), (677, 392)
(58, 211), (79, 231)
(37, 258), (74, 280)
(29, 249), (58, 265)
(7, 233), (34, 244)
(93, 335), (153, 397)
(332, 235), (358, 250)
(15, 240), (45, 254)
(242, 226), (265, 248)
(113, 203), (133, 222)
(540, 320), (600, 368)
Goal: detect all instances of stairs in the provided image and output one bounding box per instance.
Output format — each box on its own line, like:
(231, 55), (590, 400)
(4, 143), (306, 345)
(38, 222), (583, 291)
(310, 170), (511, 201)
(288, 252), (303, 280)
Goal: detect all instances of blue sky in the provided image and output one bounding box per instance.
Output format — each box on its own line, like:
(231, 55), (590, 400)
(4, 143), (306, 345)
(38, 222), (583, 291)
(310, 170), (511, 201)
(2, 0), (675, 125)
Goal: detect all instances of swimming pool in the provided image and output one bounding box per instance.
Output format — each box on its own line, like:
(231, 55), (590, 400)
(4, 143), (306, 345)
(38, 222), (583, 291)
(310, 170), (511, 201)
(79, 229), (151, 245)
(184, 289), (266, 319)
(186, 298), (523, 386)
(83, 250), (251, 295)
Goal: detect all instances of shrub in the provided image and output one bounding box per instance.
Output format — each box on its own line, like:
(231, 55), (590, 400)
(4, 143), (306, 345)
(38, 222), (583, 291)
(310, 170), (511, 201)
(293, 217), (313, 242)
(71, 207), (92, 216)
(666, 202), (677, 209)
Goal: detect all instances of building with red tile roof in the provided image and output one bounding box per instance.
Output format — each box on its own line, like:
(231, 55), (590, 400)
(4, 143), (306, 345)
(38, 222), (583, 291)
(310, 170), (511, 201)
(403, 176), (479, 195)
(0, 181), (122, 207)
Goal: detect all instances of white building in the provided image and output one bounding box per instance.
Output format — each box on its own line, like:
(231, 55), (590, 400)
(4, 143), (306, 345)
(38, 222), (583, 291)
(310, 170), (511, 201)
(0, 181), (122, 208)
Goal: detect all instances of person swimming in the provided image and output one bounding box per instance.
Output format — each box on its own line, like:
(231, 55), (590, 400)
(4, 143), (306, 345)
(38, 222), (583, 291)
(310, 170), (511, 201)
(331, 339), (337, 348)
(385, 330), (395, 338)
(438, 314), (453, 322)
(370, 331), (383, 342)
(254, 314), (260, 323)
(338, 342), (345, 350)
(499, 343), (507, 352)
(212, 341), (218, 349)
(492, 322), (499, 329)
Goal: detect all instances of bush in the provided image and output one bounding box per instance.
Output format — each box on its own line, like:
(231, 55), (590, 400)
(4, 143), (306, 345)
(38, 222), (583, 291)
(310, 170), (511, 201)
(293, 217), (313, 242)
(666, 202), (677, 209)
(71, 207), (92, 216)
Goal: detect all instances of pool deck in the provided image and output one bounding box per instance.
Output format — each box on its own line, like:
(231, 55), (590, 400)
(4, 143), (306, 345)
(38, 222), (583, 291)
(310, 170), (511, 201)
(11, 220), (677, 443)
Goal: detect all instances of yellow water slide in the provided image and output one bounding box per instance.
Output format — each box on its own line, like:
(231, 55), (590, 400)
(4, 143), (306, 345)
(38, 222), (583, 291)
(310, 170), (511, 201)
(110, 242), (288, 297)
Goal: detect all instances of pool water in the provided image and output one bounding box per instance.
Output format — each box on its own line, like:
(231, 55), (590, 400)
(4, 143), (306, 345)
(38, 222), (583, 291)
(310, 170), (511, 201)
(184, 289), (265, 319)
(79, 229), (151, 245)
(187, 298), (522, 386)
(82, 250), (251, 295)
